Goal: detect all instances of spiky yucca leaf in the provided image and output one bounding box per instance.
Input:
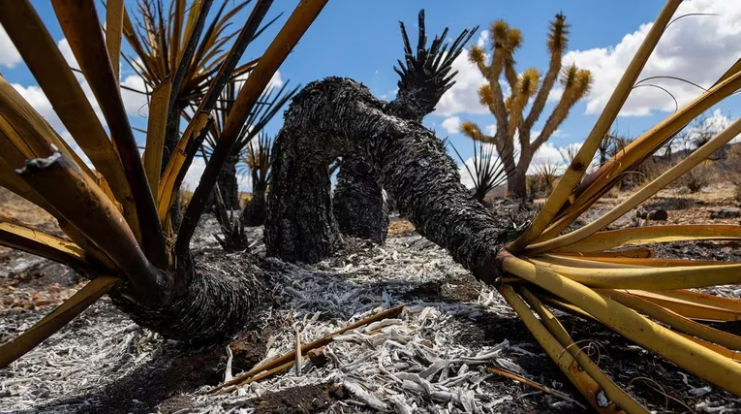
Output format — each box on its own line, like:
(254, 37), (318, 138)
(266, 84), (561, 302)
(0, 0), (326, 369)
(497, 1), (741, 410)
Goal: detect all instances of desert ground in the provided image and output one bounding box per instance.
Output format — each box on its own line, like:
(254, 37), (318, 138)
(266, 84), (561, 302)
(2, 183), (741, 414)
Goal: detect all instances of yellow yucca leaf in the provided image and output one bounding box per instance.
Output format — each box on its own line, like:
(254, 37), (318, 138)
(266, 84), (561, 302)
(19, 151), (165, 304)
(499, 251), (741, 395)
(550, 225), (741, 253)
(106, 0), (125, 83)
(540, 68), (741, 243)
(673, 332), (741, 363)
(516, 286), (649, 414)
(157, 113), (211, 221)
(658, 289), (741, 313)
(561, 256), (721, 267)
(526, 116), (741, 255)
(181, 0), (205, 56)
(605, 289), (741, 351)
(0, 276), (120, 369)
(144, 77), (173, 197)
(532, 254), (645, 269)
(554, 248), (654, 259)
(529, 258), (741, 290)
(0, 76), (94, 180)
(499, 284), (637, 414)
(508, 0), (682, 253)
(0, 216), (87, 269)
(615, 290), (741, 322)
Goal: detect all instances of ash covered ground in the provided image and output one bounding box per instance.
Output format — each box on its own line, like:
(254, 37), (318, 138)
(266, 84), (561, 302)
(2, 211), (741, 414)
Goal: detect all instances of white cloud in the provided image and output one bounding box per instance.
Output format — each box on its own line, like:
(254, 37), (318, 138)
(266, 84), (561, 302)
(563, 0), (741, 117)
(441, 116), (461, 134)
(269, 70), (283, 89)
(476, 30), (489, 48)
(182, 157), (206, 191)
(121, 75), (149, 117)
(0, 25), (21, 68)
(57, 38), (80, 70)
(434, 48), (489, 116)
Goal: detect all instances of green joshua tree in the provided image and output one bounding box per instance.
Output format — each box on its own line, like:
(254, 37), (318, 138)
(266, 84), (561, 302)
(461, 14), (592, 199)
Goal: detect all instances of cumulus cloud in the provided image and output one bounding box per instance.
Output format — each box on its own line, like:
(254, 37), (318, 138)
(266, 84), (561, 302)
(182, 157), (206, 191)
(434, 49), (489, 116)
(0, 25), (21, 68)
(563, 0), (741, 117)
(121, 75), (150, 117)
(441, 116), (461, 134)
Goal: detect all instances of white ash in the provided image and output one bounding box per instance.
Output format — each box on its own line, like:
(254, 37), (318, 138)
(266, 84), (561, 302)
(4, 218), (740, 413)
(184, 234), (579, 413)
(0, 300), (160, 413)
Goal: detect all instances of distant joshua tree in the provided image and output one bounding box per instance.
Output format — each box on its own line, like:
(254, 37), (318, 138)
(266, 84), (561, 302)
(460, 14), (592, 198)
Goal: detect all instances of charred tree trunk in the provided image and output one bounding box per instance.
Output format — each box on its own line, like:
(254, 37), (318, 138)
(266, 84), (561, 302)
(266, 77), (510, 275)
(332, 159), (388, 244)
(215, 156), (241, 210)
(242, 182), (268, 227)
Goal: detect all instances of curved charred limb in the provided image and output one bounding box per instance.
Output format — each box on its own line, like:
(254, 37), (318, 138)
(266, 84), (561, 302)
(331, 11), (477, 244)
(332, 159), (388, 244)
(111, 253), (272, 345)
(266, 77), (510, 273)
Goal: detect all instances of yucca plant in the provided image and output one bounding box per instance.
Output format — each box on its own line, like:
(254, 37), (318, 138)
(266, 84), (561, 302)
(192, 79), (296, 212)
(499, 1), (741, 410)
(531, 161), (560, 197)
(241, 133), (272, 226)
(461, 14), (592, 199)
(450, 140), (510, 203)
(122, 0), (269, 160)
(0, 0), (326, 368)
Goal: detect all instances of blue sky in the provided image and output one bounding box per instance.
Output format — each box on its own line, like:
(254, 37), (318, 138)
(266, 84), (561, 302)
(2, 0), (740, 190)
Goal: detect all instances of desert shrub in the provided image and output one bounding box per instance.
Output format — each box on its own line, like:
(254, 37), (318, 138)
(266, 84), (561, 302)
(528, 163), (559, 198)
(677, 162), (715, 193)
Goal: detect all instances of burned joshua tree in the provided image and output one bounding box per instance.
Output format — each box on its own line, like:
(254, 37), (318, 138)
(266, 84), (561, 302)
(332, 10), (477, 246)
(6, 2), (741, 412)
(0, 0), (326, 353)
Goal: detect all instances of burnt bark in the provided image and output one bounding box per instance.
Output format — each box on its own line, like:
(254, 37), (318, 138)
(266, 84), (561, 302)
(266, 77), (510, 277)
(214, 155), (241, 210)
(332, 159), (388, 244)
(242, 190), (267, 226)
(330, 11), (475, 245)
(110, 253), (273, 345)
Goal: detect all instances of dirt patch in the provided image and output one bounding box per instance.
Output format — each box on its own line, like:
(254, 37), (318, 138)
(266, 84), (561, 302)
(244, 382), (345, 413)
(402, 273), (481, 303)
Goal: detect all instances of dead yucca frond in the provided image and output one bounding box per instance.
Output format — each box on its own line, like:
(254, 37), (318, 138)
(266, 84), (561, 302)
(496, 1), (741, 411)
(122, 0), (265, 104)
(0, 0), (326, 368)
